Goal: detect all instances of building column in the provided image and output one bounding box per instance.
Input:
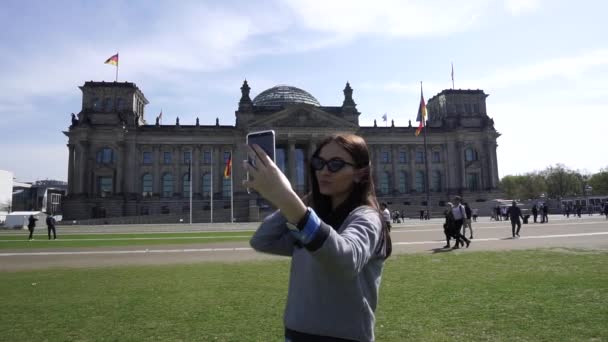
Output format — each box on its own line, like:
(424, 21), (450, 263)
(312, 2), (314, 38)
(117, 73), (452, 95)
(391, 145), (398, 194)
(116, 142), (125, 194)
(67, 144), (75, 194)
(288, 140), (296, 188)
(408, 145), (416, 192)
(213, 146), (221, 196)
(153, 145), (161, 194)
(458, 142), (466, 191)
(80, 141), (91, 195)
(193, 145), (201, 195)
(491, 142), (499, 188)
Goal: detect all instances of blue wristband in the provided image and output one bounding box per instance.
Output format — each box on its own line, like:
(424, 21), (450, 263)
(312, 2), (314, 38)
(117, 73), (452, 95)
(289, 207), (320, 244)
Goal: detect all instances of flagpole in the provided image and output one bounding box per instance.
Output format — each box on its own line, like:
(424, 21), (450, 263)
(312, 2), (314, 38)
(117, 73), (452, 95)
(230, 150), (234, 223)
(451, 62), (455, 89)
(421, 81), (431, 219)
(210, 151), (214, 223)
(189, 155), (193, 225)
(115, 52), (119, 82)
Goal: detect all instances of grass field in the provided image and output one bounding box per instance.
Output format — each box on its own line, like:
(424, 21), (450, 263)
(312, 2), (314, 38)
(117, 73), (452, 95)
(0, 231), (254, 249)
(1, 249), (606, 341)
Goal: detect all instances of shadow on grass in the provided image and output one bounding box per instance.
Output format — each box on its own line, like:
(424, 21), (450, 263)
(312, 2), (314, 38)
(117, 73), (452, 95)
(430, 247), (454, 254)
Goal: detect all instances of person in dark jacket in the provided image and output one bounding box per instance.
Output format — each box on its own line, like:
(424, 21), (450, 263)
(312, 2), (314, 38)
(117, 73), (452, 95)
(46, 214), (57, 240)
(507, 201), (524, 238)
(531, 204), (538, 223)
(462, 202), (473, 239)
(27, 214), (38, 240)
(542, 203), (549, 223)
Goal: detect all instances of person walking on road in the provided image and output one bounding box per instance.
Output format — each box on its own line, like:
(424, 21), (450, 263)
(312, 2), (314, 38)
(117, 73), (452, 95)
(46, 214), (57, 240)
(531, 204), (538, 223)
(449, 196), (471, 249)
(542, 203), (549, 223)
(507, 201), (524, 238)
(27, 214), (38, 241)
(462, 202), (474, 239)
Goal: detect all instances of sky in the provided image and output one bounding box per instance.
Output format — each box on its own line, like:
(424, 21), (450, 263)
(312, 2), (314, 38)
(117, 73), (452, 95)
(0, 0), (606, 183)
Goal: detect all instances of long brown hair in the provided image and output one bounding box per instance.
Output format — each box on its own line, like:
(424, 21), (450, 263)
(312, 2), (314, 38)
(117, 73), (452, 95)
(307, 133), (392, 259)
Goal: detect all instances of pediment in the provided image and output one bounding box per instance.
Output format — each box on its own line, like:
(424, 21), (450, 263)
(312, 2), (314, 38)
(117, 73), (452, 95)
(249, 105), (357, 129)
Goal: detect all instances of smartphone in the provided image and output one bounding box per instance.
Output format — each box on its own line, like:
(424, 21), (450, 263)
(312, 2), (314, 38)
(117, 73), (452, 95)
(246, 130), (276, 193)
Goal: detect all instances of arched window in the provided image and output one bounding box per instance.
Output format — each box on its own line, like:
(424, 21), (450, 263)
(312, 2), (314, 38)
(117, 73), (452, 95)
(398, 171), (409, 193)
(96, 147), (114, 164)
(201, 173), (211, 197)
(182, 173), (190, 196)
(465, 147), (477, 162)
(104, 97), (113, 112)
(379, 171), (391, 195)
(162, 173), (173, 197)
(432, 170), (442, 192)
(222, 177), (231, 198)
(142, 173), (153, 194)
(415, 171), (425, 193)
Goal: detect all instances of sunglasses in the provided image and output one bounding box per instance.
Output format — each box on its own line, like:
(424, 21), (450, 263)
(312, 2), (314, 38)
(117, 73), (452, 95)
(311, 156), (355, 173)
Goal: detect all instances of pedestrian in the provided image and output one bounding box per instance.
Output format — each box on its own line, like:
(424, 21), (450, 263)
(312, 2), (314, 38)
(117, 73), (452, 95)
(381, 202), (391, 231)
(542, 203), (549, 223)
(27, 214), (38, 240)
(506, 201), (524, 238)
(462, 202), (473, 239)
(247, 133), (391, 342)
(531, 204), (538, 223)
(604, 203), (608, 219)
(449, 196), (471, 249)
(443, 202), (455, 248)
(46, 213), (57, 240)
(419, 209), (425, 220)
(472, 207), (479, 222)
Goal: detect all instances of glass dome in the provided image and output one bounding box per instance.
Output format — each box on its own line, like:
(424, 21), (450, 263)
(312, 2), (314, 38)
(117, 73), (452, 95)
(252, 85), (320, 107)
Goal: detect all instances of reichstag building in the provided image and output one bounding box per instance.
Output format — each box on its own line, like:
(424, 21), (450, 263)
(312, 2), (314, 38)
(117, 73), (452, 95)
(63, 80), (500, 222)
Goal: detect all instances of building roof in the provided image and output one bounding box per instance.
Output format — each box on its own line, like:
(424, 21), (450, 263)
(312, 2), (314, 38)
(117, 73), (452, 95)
(252, 85), (320, 107)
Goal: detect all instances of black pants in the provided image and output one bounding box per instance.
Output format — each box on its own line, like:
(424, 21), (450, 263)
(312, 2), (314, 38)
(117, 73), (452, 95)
(511, 219), (521, 237)
(450, 219), (469, 247)
(48, 226), (56, 239)
(533, 213), (538, 223)
(28, 227), (35, 240)
(285, 328), (357, 342)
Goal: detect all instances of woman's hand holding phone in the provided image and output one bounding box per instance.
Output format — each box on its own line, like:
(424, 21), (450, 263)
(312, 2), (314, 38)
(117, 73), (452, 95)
(242, 144), (306, 223)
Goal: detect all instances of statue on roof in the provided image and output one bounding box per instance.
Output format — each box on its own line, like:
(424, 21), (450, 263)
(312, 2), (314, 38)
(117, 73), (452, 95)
(216, 117), (219, 126)
(176, 117), (180, 126)
(374, 119), (377, 127)
(196, 117), (200, 126)
(71, 113), (78, 127)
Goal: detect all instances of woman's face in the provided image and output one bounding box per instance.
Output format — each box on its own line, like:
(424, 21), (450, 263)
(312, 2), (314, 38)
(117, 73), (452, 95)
(316, 141), (357, 206)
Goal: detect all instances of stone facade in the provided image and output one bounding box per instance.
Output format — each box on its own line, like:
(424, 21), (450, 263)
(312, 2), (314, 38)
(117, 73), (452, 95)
(63, 81), (500, 222)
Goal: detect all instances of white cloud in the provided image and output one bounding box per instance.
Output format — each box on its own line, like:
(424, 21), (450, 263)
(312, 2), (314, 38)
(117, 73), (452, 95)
(285, 0), (489, 37)
(504, 0), (541, 15)
(458, 48), (608, 90)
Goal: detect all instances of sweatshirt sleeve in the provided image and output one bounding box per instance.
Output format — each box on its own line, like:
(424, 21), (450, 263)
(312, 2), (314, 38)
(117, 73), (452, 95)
(307, 207), (383, 277)
(249, 210), (297, 257)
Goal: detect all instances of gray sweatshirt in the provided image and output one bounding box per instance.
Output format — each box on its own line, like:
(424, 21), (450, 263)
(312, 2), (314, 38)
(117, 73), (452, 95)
(250, 205), (385, 342)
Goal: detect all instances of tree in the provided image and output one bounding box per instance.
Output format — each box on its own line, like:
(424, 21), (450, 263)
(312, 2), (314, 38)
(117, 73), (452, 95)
(542, 164), (580, 199)
(588, 167), (608, 195)
(499, 173), (546, 200)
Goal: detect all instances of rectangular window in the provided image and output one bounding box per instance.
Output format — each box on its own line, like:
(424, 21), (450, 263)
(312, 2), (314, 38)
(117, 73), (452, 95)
(381, 151), (391, 164)
(467, 173), (479, 191)
(464, 103), (472, 113)
(473, 103), (480, 113)
(98, 176), (113, 195)
(202, 150), (211, 164)
(143, 152), (153, 164)
(398, 151), (408, 164)
(163, 152), (172, 164)
(432, 151), (441, 163)
(223, 151), (231, 163)
(184, 151), (192, 164)
(415, 151), (425, 164)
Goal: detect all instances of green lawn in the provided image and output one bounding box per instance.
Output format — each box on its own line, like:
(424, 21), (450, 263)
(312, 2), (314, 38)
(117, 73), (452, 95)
(0, 231), (253, 249)
(1, 249), (606, 341)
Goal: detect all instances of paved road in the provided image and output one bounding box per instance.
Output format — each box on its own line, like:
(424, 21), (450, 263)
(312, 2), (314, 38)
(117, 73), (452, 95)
(1, 215), (606, 271)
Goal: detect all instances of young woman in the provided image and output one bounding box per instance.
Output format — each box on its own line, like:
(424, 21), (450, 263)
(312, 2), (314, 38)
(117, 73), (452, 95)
(245, 133), (391, 342)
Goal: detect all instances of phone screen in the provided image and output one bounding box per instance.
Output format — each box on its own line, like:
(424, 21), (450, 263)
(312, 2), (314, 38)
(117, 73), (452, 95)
(247, 130), (276, 163)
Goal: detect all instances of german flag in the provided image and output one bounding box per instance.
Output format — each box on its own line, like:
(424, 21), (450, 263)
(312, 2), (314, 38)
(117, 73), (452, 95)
(224, 154), (232, 179)
(104, 53), (119, 66)
(415, 87), (427, 137)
